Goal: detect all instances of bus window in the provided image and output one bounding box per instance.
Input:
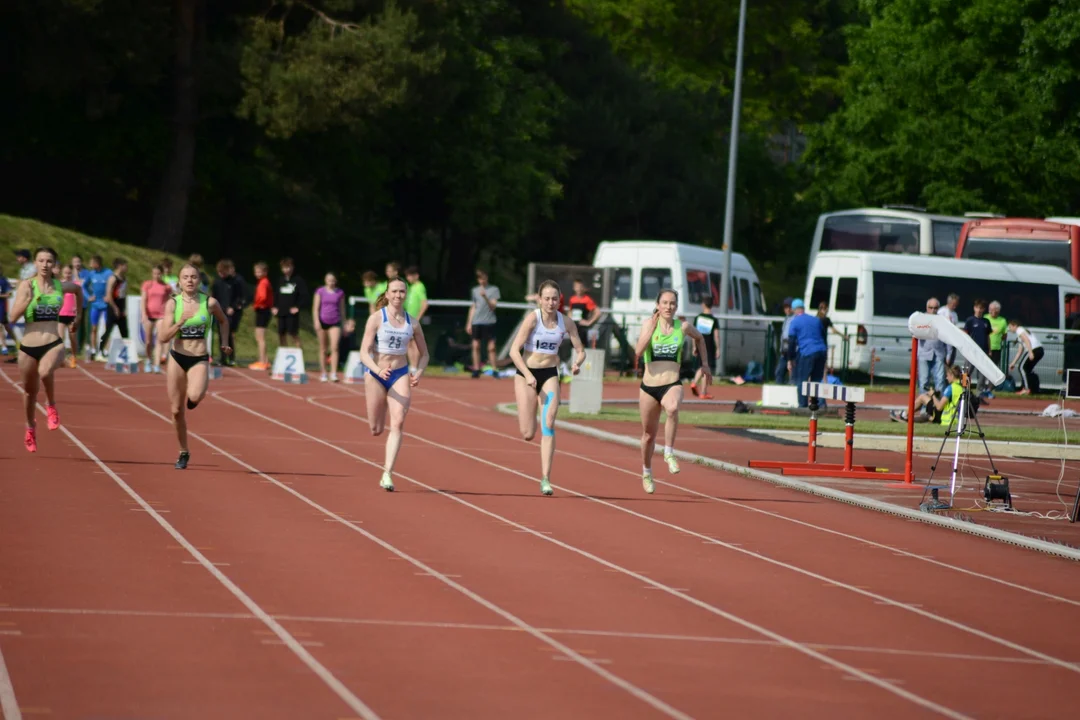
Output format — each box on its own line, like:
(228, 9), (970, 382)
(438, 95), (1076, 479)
(685, 270), (711, 304)
(739, 278), (752, 315)
(710, 272), (722, 306)
(932, 221), (964, 256)
(809, 277), (832, 308)
(639, 268), (671, 300)
(612, 268), (633, 300)
(961, 238), (1071, 272)
(821, 215), (919, 254)
(872, 272), (1060, 329)
(835, 277), (858, 311)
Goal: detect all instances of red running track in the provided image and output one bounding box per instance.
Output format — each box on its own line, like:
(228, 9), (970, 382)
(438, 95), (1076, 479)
(2, 364), (1079, 719)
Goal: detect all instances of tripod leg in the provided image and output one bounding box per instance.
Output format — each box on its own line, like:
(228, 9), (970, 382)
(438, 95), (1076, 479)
(966, 391), (999, 475)
(949, 393), (966, 503)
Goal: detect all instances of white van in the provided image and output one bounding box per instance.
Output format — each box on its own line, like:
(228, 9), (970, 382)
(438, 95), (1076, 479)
(805, 251), (1080, 389)
(592, 240), (768, 371)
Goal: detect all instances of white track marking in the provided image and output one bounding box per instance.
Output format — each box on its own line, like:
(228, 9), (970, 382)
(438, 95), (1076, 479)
(0, 371), (381, 720)
(288, 392), (1080, 676)
(202, 393), (973, 719)
(0, 637), (20, 720)
(375, 384), (1080, 608)
(1, 606), (1066, 666)
(227, 374), (1080, 676)
(73, 369), (694, 720)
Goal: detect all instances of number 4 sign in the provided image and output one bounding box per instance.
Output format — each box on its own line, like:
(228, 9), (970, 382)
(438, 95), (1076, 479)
(271, 347), (307, 383)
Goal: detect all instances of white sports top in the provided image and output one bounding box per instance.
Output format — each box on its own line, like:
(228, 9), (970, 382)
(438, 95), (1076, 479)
(376, 307), (413, 356)
(1015, 326), (1042, 350)
(524, 309), (568, 355)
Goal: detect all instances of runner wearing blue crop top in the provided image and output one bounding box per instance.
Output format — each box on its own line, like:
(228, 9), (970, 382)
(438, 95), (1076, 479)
(508, 280), (587, 496)
(158, 263), (232, 469)
(359, 277), (429, 491)
(9, 247), (83, 453)
(634, 288), (711, 494)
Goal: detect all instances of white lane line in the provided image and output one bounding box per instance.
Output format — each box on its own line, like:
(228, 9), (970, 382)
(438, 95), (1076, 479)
(278, 389), (1080, 678)
(397, 385), (1080, 608)
(77, 368), (693, 720)
(0, 606), (1071, 667)
(0, 634), (20, 720)
(0, 370), (381, 720)
(207, 392), (971, 719)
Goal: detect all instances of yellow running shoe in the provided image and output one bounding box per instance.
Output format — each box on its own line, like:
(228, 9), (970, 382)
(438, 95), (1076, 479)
(379, 472), (394, 492)
(642, 470), (655, 494)
(664, 453), (680, 475)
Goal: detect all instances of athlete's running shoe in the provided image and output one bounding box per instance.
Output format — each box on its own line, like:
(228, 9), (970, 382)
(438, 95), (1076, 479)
(175, 451), (190, 470)
(540, 477), (553, 496)
(24, 427), (37, 453)
(642, 470), (654, 494)
(46, 405), (60, 430)
(664, 453), (680, 475)
(380, 472), (395, 491)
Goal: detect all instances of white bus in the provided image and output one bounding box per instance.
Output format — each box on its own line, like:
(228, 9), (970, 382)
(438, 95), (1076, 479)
(804, 251), (1080, 390)
(808, 207), (969, 271)
(592, 240), (768, 371)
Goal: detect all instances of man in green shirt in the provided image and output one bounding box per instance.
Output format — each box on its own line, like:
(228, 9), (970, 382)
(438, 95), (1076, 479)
(362, 271), (380, 314)
(987, 300), (1007, 394)
(404, 266), (428, 371)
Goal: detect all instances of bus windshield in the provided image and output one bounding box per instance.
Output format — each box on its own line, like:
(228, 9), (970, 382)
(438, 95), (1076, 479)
(960, 237), (1071, 272)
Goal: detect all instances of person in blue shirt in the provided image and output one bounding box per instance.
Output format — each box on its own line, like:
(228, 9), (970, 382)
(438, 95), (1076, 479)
(786, 298), (827, 408)
(82, 254), (113, 361)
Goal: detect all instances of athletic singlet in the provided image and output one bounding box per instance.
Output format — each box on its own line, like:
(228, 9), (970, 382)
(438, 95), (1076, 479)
(25, 279), (64, 324)
(376, 307), (413, 356)
(174, 293), (211, 340)
(524, 310), (567, 355)
(643, 321), (684, 364)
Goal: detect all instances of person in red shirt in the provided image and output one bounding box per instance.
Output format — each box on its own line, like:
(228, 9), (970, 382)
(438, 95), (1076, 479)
(141, 265), (173, 373)
(567, 279), (600, 348)
(249, 262), (274, 370)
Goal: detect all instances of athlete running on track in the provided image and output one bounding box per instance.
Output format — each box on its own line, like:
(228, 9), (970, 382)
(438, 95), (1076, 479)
(359, 277), (429, 491)
(159, 264), (231, 469)
(636, 289), (710, 493)
(9, 247), (83, 452)
(508, 280), (586, 496)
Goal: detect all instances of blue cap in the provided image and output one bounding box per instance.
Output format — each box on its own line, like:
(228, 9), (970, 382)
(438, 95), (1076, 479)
(791, 298), (805, 309)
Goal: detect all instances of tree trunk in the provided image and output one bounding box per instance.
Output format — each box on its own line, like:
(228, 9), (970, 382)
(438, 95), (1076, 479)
(148, 0), (203, 253)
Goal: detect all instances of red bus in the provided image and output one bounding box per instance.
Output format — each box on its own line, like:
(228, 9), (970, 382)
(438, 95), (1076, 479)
(956, 218), (1080, 279)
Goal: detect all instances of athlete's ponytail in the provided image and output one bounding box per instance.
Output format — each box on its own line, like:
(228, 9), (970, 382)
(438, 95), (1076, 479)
(374, 292), (389, 311)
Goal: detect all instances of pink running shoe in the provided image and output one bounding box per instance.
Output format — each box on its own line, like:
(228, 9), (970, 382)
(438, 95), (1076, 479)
(25, 427), (37, 453)
(46, 405), (60, 430)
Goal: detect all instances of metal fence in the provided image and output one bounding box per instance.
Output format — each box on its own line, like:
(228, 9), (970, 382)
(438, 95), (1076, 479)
(348, 295), (1079, 391)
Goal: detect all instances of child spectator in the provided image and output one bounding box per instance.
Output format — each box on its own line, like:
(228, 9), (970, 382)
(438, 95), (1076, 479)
(963, 299), (992, 395)
(83, 255), (112, 361)
(249, 262), (274, 370)
(691, 298), (720, 398)
(273, 257), (307, 349)
(890, 364), (964, 425)
(1007, 320), (1044, 395)
(101, 257), (129, 356)
(465, 268), (500, 378)
(568, 278), (600, 348)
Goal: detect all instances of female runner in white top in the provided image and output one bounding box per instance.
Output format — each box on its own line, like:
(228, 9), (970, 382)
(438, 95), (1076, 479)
(508, 280), (587, 496)
(359, 277), (429, 491)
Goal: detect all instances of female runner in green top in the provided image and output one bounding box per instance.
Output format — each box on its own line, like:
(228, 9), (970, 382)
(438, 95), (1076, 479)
(158, 263), (232, 469)
(9, 247), (83, 453)
(634, 289), (711, 494)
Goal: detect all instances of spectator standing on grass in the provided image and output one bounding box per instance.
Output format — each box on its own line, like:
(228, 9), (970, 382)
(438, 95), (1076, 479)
(1007, 320), (1044, 395)
(939, 293), (960, 366)
(987, 301), (1007, 374)
(963, 299), (992, 397)
(786, 298), (826, 408)
(374, 262), (400, 299)
(567, 278), (600, 349)
(188, 254), (210, 294)
(211, 259), (247, 367)
(82, 255), (111, 361)
(15, 249), (36, 281)
(272, 257), (307, 349)
(918, 297), (947, 393)
(690, 298), (720, 398)
(0, 265), (13, 356)
(69, 255), (89, 354)
(404, 266), (428, 372)
(141, 265), (171, 373)
(248, 262), (274, 370)
(784, 299), (805, 385)
(313, 272), (346, 383)
(100, 257), (129, 356)
(161, 258), (180, 293)
(775, 297), (793, 384)
(362, 271), (380, 314)
(466, 268), (500, 378)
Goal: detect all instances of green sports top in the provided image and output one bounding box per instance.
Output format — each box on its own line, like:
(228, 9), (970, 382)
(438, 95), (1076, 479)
(174, 293), (211, 340)
(643, 321), (684, 364)
(24, 279), (64, 324)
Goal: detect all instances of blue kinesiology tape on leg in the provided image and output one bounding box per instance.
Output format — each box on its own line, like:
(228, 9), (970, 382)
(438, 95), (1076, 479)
(541, 391), (555, 437)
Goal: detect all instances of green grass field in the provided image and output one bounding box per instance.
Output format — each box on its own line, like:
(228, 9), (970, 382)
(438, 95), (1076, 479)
(549, 405), (1067, 445)
(1, 214), (325, 365)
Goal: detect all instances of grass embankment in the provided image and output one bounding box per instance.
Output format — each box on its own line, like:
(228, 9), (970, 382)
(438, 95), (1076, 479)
(0, 214), (322, 365)
(554, 406), (1067, 445)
